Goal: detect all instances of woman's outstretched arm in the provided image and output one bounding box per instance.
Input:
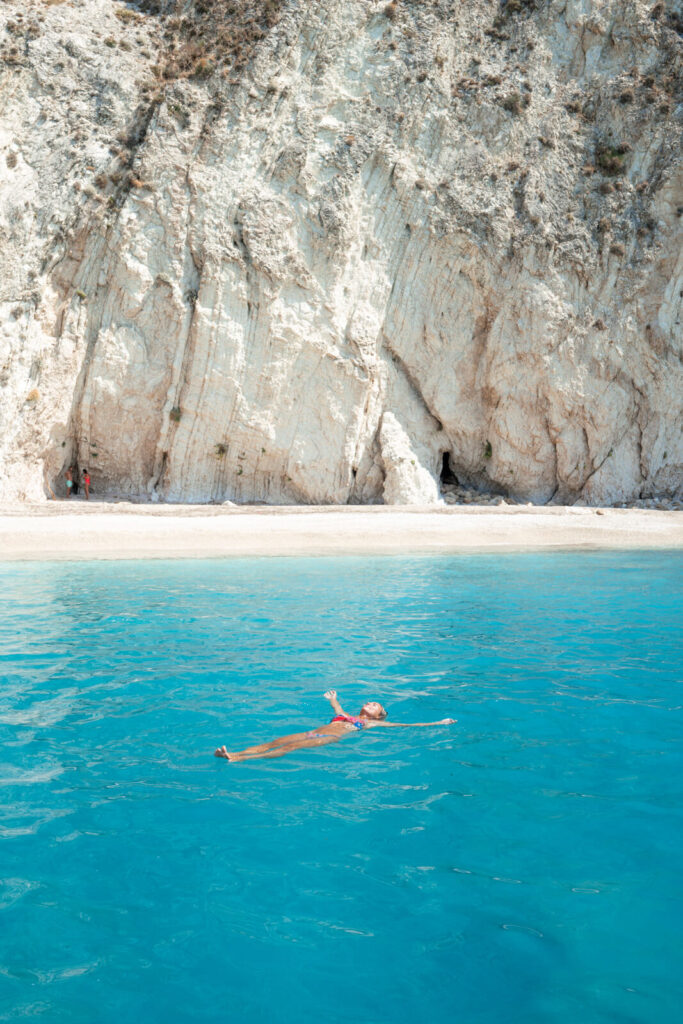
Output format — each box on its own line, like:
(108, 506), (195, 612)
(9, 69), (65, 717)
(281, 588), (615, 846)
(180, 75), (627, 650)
(371, 718), (456, 728)
(324, 689), (346, 716)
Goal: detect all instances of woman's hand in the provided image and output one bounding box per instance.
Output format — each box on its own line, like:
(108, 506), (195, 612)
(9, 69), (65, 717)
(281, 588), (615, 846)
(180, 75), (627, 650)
(440, 718), (457, 724)
(324, 690), (344, 715)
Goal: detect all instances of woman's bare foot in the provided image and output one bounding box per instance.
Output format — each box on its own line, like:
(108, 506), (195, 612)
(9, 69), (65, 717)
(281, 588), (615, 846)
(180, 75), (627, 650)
(214, 746), (233, 760)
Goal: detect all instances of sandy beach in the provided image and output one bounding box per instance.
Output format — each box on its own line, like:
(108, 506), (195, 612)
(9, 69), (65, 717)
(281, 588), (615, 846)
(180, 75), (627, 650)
(0, 502), (681, 560)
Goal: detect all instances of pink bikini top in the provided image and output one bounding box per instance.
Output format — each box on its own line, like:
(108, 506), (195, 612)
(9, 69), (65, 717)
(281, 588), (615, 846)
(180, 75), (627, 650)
(330, 713), (364, 729)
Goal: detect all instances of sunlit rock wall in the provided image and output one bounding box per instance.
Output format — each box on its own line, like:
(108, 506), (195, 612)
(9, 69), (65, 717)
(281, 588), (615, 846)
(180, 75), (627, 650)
(1, 0), (681, 504)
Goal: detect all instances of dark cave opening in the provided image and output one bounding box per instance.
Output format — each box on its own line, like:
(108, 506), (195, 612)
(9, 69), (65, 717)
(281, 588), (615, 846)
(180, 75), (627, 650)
(440, 452), (458, 487)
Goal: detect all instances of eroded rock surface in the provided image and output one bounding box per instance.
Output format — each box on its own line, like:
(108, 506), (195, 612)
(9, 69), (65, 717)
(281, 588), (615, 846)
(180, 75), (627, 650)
(1, 0), (681, 504)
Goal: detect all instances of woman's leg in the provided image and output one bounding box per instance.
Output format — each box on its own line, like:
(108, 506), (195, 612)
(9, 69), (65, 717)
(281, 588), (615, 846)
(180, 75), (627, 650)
(226, 732), (342, 761)
(215, 728), (341, 761)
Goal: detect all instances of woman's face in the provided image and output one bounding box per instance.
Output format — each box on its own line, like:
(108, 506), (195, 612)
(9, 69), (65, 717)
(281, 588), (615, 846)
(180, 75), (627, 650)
(360, 701), (387, 720)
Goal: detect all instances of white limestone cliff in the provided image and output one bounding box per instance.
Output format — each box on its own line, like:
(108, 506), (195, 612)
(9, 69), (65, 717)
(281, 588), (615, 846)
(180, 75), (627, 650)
(1, 0), (681, 505)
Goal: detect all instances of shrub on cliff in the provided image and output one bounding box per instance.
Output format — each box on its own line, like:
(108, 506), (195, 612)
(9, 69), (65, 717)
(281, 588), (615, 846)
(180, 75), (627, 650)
(595, 142), (630, 176)
(159, 0), (284, 80)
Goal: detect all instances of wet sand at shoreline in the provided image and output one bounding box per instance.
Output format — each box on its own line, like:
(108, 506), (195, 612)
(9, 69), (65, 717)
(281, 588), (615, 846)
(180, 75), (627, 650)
(1, 502), (681, 560)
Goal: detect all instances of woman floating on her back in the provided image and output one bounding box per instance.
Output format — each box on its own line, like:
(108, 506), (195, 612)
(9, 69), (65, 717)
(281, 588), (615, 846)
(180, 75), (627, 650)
(214, 690), (456, 762)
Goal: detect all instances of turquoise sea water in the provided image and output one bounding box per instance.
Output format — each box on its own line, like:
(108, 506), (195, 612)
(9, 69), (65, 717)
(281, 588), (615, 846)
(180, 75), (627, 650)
(1, 552), (681, 1023)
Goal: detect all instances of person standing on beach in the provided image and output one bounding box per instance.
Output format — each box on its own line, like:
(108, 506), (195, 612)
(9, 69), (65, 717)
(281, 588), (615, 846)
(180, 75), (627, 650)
(65, 466), (74, 497)
(83, 468), (91, 500)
